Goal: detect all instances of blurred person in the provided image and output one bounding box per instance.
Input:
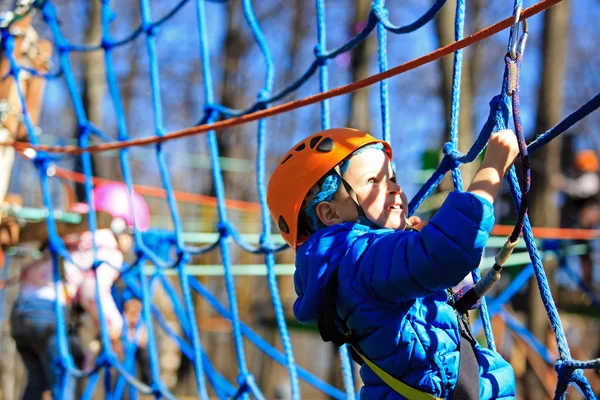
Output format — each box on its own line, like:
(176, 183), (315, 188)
(554, 149), (600, 285)
(10, 183), (150, 399)
(10, 228), (122, 400)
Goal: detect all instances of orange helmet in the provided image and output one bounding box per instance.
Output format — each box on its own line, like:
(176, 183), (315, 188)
(267, 128), (392, 249)
(575, 149), (598, 173)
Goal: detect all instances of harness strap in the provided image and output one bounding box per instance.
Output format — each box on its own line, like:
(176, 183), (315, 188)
(453, 314), (480, 400)
(352, 346), (442, 400)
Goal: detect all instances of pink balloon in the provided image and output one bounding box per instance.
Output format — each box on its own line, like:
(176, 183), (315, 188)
(92, 183), (151, 232)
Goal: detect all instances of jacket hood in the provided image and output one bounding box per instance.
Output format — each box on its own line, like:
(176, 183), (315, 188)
(293, 222), (370, 324)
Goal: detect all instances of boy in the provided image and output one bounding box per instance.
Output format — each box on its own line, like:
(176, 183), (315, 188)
(267, 128), (517, 399)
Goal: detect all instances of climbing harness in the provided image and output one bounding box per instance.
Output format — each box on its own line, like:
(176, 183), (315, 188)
(318, 278), (482, 399)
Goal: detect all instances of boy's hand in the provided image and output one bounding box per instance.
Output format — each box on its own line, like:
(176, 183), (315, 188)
(406, 216), (427, 231)
(481, 130), (520, 175)
(467, 129), (519, 204)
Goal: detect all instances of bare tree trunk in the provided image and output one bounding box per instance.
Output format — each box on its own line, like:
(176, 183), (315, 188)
(434, 0), (476, 187)
(76, 1), (105, 200)
(525, 2), (570, 398)
(467, 0), (483, 85)
(83, 1), (104, 128)
(347, 0), (375, 132)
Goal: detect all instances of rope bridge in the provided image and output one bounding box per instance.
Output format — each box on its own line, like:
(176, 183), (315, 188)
(1, 0), (599, 399)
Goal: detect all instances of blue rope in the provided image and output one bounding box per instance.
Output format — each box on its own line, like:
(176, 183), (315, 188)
(195, 1), (254, 398)
(242, 0), (300, 397)
(373, 0), (390, 142)
(527, 91), (600, 155)
(448, 0), (465, 193)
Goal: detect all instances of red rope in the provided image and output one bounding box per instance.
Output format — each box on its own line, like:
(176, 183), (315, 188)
(53, 167), (262, 213)
(11, 0), (562, 155)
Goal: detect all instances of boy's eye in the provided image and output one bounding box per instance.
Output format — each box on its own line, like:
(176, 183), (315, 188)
(390, 176), (397, 183)
(367, 177), (378, 184)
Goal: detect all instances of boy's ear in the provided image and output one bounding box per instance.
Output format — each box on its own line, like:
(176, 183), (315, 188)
(315, 201), (340, 226)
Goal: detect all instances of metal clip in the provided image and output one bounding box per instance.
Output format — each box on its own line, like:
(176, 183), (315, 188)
(508, 6), (528, 60)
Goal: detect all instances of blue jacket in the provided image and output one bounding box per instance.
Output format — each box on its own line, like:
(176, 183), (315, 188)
(294, 192), (515, 399)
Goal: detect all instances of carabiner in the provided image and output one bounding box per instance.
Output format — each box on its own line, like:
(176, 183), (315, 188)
(508, 6), (528, 60)
(517, 19), (529, 57)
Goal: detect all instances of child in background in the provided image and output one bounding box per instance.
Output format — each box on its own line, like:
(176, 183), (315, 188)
(267, 128), (518, 399)
(554, 149), (600, 285)
(10, 183), (150, 400)
(10, 227), (123, 400)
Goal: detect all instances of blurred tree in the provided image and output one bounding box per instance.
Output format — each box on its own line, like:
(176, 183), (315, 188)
(76, 0), (105, 200)
(525, 1), (570, 398)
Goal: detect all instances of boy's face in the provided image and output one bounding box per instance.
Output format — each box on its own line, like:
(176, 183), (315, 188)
(328, 148), (409, 230)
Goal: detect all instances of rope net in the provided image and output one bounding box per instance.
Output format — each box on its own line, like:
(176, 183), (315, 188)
(0, 0), (599, 399)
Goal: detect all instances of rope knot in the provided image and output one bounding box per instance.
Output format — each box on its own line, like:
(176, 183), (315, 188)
(202, 103), (219, 122)
(236, 373), (256, 392)
(442, 142), (456, 155)
(554, 359), (574, 381)
(439, 153), (461, 172)
(143, 23), (158, 37)
(258, 233), (279, 253)
(32, 150), (51, 167)
(442, 143), (462, 168)
(150, 382), (162, 397)
(217, 222), (231, 239)
(176, 249), (190, 265)
(91, 259), (103, 270)
(101, 38), (113, 50)
(257, 89), (270, 102)
(313, 45), (327, 66)
(55, 40), (69, 54)
(259, 232), (270, 246)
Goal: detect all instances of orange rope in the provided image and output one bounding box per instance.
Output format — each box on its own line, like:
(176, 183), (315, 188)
(11, 0), (562, 155)
(491, 225), (599, 241)
(53, 167), (262, 213)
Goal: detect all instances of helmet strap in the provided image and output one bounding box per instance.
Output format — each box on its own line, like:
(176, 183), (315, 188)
(332, 166), (380, 229)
